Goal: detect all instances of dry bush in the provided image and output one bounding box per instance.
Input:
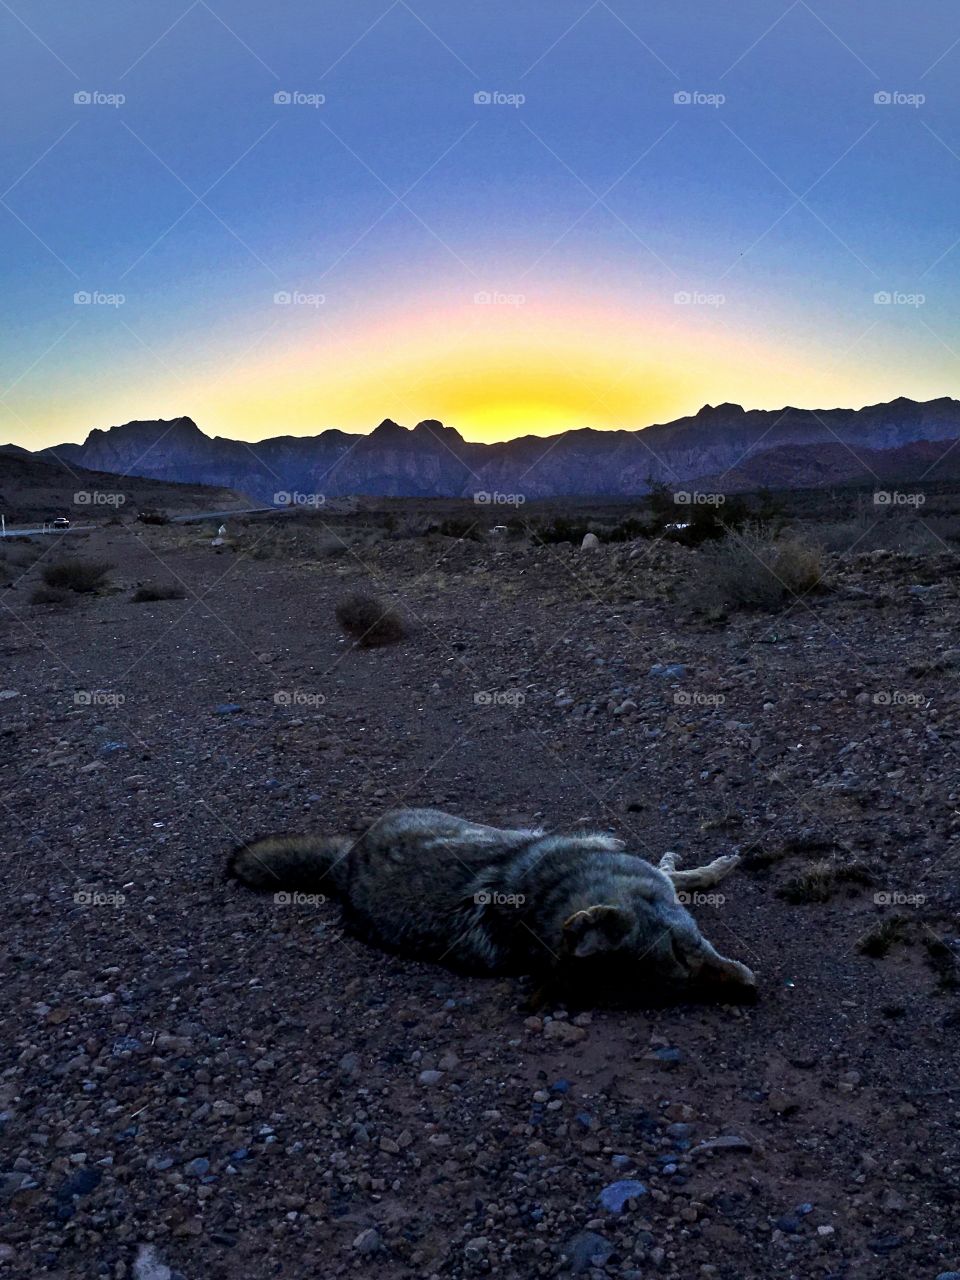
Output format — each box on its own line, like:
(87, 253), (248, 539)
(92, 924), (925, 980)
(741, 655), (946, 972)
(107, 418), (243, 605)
(41, 559), (112, 593)
(780, 858), (874, 904)
(132, 583), (185, 603)
(335, 592), (405, 647)
(30, 585), (72, 606)
(691, 529), (824, 613)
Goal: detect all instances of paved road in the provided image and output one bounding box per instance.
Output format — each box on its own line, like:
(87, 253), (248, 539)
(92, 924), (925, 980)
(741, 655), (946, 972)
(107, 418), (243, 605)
(0, 524), (96, 538)
(0, 508), (274, 538)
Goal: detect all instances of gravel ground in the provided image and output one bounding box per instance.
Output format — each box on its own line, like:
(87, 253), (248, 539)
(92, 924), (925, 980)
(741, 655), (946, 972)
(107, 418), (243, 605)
(1, 522), (959, 1279)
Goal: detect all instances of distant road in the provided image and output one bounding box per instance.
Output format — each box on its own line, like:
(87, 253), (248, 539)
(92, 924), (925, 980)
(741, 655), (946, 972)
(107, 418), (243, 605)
(170, 507), (274, 523)
(0, 524), (95, 538)
(0, 507), (275, 538)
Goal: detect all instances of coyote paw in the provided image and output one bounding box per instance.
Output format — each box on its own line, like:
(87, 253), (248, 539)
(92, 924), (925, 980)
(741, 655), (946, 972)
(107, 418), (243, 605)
(709, 853), (741, 878)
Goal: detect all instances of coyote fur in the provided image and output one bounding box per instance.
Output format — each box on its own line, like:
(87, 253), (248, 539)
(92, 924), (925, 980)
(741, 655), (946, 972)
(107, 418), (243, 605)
(228, 808), (756, 1000)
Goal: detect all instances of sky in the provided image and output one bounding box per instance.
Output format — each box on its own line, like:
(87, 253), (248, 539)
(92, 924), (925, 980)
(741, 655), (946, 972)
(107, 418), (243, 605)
(2, 0), (960, 448)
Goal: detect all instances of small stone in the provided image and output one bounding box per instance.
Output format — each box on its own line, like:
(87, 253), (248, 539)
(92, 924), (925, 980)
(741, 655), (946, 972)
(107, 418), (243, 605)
(691, 1134), (753, 1156)
(184, 1157), (210, 1178)
(353, 1228), (380, 1254)
(598, 1179), (647, 1213)
(566, 1230), (613, 1274)
(418, 1069), (443, 1085)
(581, 533), (600, 550)
(215, 703), (243, 715)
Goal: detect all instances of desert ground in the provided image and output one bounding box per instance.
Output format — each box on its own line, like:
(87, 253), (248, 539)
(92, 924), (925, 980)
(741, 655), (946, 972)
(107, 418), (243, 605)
(1, 501), (958, 1279)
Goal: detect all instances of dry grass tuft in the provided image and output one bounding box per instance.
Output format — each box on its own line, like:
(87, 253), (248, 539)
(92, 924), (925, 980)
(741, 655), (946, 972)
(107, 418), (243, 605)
(335, 592), (406, 647)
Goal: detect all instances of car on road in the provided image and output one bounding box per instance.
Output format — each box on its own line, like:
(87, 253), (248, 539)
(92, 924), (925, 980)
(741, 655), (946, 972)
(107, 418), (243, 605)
(52, 517), (71, 529)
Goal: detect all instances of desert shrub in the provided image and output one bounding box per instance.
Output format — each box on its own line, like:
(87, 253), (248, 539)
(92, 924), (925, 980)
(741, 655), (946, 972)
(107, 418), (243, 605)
(335, 592), (405, 647)
(780, 858), (874, 904)
(30, 585), (71, 606)
(530, 518), (593, 546)
(132, 583), (185, 602)
(691, 529), (824, 613)
(41, 559), (112, 593)
(858, 915), (909, 957)
(436, 518), (481, 541)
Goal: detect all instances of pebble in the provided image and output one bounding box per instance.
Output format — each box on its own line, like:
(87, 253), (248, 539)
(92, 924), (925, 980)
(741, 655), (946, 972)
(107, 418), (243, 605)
(598, 1179), (648, 1213)
(353, 1227), (381, 1254)
(566, 1230), (613, 1273)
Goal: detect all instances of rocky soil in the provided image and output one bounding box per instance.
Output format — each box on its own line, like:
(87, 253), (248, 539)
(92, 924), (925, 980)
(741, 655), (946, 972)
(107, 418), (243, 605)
(1, 521), (958, 1279)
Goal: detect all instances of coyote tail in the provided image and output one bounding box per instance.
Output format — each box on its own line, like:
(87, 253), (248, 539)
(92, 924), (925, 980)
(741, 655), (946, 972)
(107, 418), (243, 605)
(227, 834), (351, 894)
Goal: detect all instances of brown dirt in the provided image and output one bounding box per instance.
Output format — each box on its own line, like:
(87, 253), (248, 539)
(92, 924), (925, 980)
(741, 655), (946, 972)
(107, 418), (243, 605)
(0, 522), (958, 1279)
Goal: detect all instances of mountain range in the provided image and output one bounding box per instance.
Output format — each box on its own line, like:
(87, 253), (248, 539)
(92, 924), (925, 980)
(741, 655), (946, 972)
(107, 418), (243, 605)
(19, 396), (960, 502)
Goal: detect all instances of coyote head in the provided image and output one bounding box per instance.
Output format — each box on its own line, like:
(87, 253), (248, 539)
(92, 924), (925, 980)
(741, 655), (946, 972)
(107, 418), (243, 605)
(558, 890), (756, 1002)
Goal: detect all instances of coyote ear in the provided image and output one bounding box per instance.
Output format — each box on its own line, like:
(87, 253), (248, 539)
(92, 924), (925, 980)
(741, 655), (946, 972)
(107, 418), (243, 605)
(561, 904), (632, 958)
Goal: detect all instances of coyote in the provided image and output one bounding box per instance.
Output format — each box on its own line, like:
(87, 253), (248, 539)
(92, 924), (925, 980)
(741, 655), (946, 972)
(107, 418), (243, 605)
(228, 808), (756, 1002)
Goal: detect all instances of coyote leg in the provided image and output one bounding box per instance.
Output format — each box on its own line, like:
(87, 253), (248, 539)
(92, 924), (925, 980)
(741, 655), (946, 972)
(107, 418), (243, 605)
(658, 850), (677, 873)
(664, 853), (741, 891)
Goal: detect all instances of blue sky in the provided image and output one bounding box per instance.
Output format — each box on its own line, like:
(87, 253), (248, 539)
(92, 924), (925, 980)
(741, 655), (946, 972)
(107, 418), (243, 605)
(2, 1), (960, 445)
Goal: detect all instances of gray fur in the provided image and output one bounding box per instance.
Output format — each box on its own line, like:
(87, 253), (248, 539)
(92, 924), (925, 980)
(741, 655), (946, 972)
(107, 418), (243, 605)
(228, 808), (755, 998)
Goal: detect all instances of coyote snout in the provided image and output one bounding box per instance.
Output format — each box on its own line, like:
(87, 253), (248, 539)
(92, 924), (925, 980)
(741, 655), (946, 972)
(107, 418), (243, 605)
(228, 809), (756, 1004)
